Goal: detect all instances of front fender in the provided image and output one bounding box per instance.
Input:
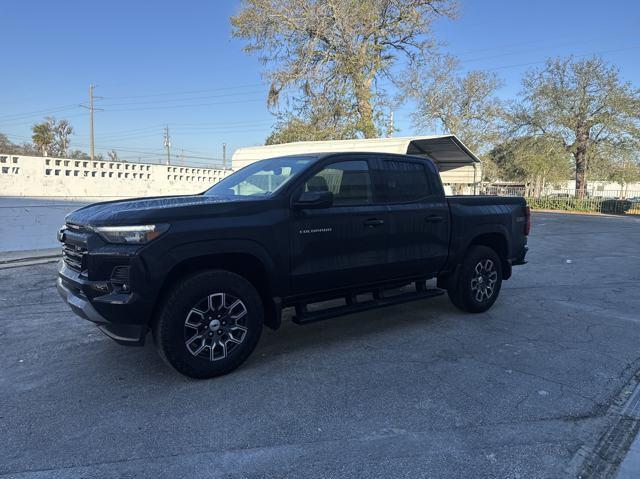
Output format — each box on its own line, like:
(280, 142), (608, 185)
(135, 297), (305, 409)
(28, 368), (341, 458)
(164, 238), (283, 292)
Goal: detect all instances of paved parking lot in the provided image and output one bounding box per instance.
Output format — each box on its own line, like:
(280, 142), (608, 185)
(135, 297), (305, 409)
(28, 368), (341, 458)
(1, 212), (640, 478)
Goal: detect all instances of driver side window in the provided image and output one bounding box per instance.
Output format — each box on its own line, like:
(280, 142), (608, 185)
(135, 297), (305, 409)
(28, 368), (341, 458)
(304, 160), (372, 206)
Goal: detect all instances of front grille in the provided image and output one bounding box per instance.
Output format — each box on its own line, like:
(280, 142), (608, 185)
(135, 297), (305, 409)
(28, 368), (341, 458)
(62, 242), (87, 271)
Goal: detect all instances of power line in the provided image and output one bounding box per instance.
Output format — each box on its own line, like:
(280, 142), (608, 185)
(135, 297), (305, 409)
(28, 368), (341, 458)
(98, 89), (265, 107)
(0, 111), (90, 128)
(102, 82), (266, 100)
(454, 30), (629, 59)
(459, 38), (636, 64)
(73, 120), (273, 141)
(169, 118), (272, 127)
(4, 133), (225, 163)
(482, 45), (640, 72)
(101, 96), (265, 112)
(73, 124), (166, 139)
(0, 105), (80, 123)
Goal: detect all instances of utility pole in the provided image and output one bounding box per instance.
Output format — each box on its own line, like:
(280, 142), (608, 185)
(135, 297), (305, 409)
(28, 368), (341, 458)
(388, 110), (394, 138)
(80, 84), (102, 160)
(90, 85), (95, 159)
(222, 142), (227, 170)
(163, 126), (171, 165)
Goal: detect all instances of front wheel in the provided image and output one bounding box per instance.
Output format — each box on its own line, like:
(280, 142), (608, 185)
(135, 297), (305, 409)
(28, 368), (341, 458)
(153, 270), (263, 379)
(447, 245), (503, 313)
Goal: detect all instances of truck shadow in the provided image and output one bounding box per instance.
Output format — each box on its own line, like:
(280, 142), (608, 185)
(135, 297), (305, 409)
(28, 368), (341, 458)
(96, 295), (459, 382)
(245, 295), (456, 370)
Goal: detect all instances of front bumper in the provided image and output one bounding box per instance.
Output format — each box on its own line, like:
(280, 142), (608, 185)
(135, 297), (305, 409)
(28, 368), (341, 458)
(57, 262), (147, 345)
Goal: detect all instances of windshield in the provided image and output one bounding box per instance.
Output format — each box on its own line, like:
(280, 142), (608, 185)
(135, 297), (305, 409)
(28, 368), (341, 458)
(205, 156), (315, 197)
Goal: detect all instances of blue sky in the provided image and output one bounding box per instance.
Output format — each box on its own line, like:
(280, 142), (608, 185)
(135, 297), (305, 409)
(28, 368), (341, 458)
(0, 0), (638, 168)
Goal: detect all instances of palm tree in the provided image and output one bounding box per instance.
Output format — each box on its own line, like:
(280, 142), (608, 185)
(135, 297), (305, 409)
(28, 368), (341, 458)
(31, 118), (55, 156)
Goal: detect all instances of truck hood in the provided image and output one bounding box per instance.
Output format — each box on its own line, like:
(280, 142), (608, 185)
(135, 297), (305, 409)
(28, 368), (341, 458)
(65, 195), (258, 227)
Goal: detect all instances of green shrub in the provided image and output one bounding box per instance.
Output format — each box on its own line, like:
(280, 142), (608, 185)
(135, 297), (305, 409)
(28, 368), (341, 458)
(526, 196), (634, 214)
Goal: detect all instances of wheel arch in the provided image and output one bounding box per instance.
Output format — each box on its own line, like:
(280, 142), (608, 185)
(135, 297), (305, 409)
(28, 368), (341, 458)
(153, 248), (282, 330)
(467, 231), (511, 279)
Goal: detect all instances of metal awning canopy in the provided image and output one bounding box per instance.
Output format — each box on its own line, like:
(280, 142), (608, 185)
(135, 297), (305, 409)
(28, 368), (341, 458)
(231, 135), (481, 185)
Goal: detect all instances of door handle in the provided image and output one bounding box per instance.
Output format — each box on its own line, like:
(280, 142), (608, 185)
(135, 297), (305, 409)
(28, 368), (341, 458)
(364, 218), (385, 227)
(425, 215), (443, 222)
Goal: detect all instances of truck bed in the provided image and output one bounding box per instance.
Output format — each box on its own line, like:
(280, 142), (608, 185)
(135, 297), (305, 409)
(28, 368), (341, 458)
(446, 195), (528, 270)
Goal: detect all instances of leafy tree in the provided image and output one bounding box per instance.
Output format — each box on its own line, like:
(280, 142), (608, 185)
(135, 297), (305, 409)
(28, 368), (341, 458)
(489, 135), (572, 196)
(31, 117), (74, 157)
(266, 87), (359, 144)
(31, 117), (56, 156)
(402, 54), (504, 154)
(596, 140), (640, 195)
(231, 0), (457, 139)
(508, 56), (640, 197)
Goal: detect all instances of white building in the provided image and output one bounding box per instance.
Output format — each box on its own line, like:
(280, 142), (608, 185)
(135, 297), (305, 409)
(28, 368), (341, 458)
(232, 135), (482, 192)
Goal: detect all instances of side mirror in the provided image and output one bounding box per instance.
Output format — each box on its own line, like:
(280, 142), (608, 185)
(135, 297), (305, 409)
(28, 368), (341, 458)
(293, 190), (333, 209)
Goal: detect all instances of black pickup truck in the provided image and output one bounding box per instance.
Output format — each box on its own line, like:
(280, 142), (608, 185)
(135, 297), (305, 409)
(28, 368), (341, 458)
(57, 152), (529, 378)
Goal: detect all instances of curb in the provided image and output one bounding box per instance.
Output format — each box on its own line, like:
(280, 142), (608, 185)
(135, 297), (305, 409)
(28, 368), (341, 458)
(567, 372), (640, 478)
(532, 209), (639, 218)
(0, 248), (60, 268)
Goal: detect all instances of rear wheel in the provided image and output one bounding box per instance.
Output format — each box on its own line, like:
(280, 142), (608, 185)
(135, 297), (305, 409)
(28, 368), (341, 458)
(153, 270), (263, 378)
(448, 245), (502, 313)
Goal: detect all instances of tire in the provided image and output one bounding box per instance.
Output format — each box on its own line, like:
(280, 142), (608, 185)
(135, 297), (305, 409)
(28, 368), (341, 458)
(152, 270), (263, 379)
(447, 245), (503, 313)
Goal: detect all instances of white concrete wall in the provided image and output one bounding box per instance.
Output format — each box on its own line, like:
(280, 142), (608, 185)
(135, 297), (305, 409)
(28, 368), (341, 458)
(0, 153), (232, 252)
(0, 153), (230, 198)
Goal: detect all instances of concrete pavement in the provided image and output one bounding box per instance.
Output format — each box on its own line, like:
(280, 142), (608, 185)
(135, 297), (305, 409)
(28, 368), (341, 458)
(0, 197), (106, 252)
(1, 212), (640, 478)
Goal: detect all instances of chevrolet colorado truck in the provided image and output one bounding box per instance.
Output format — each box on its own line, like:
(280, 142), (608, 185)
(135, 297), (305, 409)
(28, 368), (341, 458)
(57, 152), (529, 378)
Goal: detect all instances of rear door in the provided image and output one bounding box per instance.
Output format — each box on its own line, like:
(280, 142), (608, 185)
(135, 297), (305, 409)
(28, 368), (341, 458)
(289, 157), (391, 294)
(375, 156), (450, 278)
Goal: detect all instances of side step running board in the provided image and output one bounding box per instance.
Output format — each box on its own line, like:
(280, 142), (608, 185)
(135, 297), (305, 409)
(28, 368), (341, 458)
(292, 285), (445, 325)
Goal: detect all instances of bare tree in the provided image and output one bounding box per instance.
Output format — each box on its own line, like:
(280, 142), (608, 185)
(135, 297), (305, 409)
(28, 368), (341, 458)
(107, 150), (119, 162)
(54, 119), (73, 157)
(0, 133), (37, 155)
(508, 56), (640, 197)
(231, 0), (457, 139)
(402, 54), (504, 153)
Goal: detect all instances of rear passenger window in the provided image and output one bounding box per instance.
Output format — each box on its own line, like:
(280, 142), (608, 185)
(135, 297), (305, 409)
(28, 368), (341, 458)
(304, 160), (372, 206)
(379, 160), (432, 202)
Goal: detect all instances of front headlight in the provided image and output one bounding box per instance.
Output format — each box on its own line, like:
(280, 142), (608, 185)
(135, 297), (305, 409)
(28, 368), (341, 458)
(94, 224), (170, 244)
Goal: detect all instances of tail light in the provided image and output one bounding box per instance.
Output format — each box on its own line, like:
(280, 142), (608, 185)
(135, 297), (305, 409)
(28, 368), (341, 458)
(524, 206), (531, 236)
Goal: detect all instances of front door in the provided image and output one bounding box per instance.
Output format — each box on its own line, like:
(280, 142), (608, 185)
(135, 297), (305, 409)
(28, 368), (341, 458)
(290, 158), (390, 295)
